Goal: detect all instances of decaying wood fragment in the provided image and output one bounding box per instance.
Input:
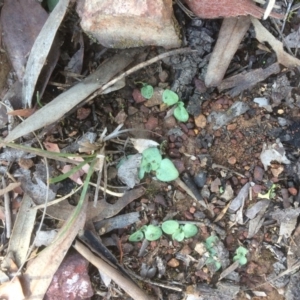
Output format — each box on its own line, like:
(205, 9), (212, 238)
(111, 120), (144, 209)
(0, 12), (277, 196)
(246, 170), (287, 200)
(205, 16), (251, 88)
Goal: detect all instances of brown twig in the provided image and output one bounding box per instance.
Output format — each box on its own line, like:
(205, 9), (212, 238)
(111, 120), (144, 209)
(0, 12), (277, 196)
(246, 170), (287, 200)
(85, 47), (196, 103)
(2, 177), (11, 238)
(73, 240), (155, 300)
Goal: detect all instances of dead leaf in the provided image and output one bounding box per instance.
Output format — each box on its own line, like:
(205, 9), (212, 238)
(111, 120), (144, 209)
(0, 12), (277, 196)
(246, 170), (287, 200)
(1, 0), (48, 82)
(46, 187), (145, 222)
(5, 49), (139, 142)
(94, 212), (140, 234)
(7, 194), (36, 268)
(22, 196), (88, 299)
(218, 63), (281, 96)
(0, 182), (20, 197)
(229, 183), (250, 213)
(131, 138), (159, 153)
(260, 140), (290, 171)
(43, 142), (60, 153)
(271, 207), (300, 238)
(0, 277), (25, 300)
(91, 187), (145, 222)
(22, 0), (70, 108)
(7, 108), (36, 117)
(251, 17), (300, 68)
(205, 16), (251, 87)
(117, 153), (142, 188)
(219, 260), (240, 281)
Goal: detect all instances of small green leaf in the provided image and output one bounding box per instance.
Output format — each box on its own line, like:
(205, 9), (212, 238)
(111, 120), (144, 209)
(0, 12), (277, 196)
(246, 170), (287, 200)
(182, 224), (198, 238)
(238, 256), (248, 265)
(156, 158), (179, 182)
(174, 102), (189, 122)
(206, 257), (221, 271)
(162, 89), (179, 106)
(205, 235), (219, 250)
(144, 225), (162, 241)
(233, 246), (248, 265)
(235, 246), (248, 256)
(142, 147), (162, 171)
(162, 220), (179, 234)
(129, 230), (144, 242)
(141, 85), (154, 99)
(172, 229), (185, 241)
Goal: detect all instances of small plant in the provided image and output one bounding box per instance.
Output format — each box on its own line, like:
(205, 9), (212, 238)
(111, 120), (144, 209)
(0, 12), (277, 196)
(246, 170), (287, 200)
(233, 246), (248, 265)
(139, 147), (179, 182)
(136, 82), (154, 99)
(204, 235), (222, 271)
(162, 89), (189, 122)
(258, 183), (277, 199)
(129, 220), (198, 242)
(139, 84), (189, 122)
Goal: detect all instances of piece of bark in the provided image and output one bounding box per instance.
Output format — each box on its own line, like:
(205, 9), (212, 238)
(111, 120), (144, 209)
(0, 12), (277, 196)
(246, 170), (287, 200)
(251, 17), (300, 69)
(185, 0), (283, 19)
(218, 63), (281, 96)
(205, 16), (251, 87)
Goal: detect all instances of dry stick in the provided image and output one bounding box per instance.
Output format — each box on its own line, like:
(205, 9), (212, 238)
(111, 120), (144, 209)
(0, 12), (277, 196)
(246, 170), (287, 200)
(212, 163), (246, 178)
(73, 240), (154, 300)
(2, 177), (12, 238)
(84, 47), (195, 104)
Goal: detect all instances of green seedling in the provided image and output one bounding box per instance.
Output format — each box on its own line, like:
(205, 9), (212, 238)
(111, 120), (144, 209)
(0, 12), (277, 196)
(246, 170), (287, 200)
(137, 82), (154, 99)
(162, 89), (189, 122)
(139, 85), (189, 122)
(129, 220), (198, 242)
(129, 224), (162, 242)
(233, 246), (248, 265)
(156, 158), (179, 182)
(174, 101), (189, 122)
(162, 89), (179, 106)
(141, 84), (154, 99)
(258, 183), (277, 199)
(139, 147), (179, 182)
(204, 235), (222, 271)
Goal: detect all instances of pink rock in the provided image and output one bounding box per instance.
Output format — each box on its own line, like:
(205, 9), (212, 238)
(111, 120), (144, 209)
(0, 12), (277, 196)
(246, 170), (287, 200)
(76, 0), (181, 49)
(185, 0), (283, 19)
(45, 252), (93, 300)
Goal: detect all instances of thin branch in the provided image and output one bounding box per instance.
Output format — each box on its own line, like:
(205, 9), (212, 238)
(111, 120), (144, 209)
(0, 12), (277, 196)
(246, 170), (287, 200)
(2, 177), (12, 238)
(85, 48), (195, 103)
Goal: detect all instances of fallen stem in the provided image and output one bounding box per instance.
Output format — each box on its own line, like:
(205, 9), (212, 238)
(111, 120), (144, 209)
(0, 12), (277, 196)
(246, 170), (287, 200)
(73, 240), (154, 300)
(85, 47), (195, 103)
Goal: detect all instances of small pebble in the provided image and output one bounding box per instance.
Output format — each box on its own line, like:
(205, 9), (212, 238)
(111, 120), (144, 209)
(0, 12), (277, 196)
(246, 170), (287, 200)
(253, 166), (264, 181)
(288, 187), (298, 196)
(228, 156), (236, 165)
(194, 172), (207, 188)
(167, 258), (180, 268)
(132, 88), (146, 103)
(145, 116), (158, 131)
(194, 114), (207, 128)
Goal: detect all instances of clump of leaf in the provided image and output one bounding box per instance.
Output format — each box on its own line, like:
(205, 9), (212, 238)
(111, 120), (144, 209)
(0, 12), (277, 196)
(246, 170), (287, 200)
(129, 221), (197, 242)
(129, 225), (162, 242)
(233, 246), (248, 265)
(162, 89), (189, 122)
(204, 236), (222, 271)
(162, 220), (198, 242)
(139, 147), (179, 182)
